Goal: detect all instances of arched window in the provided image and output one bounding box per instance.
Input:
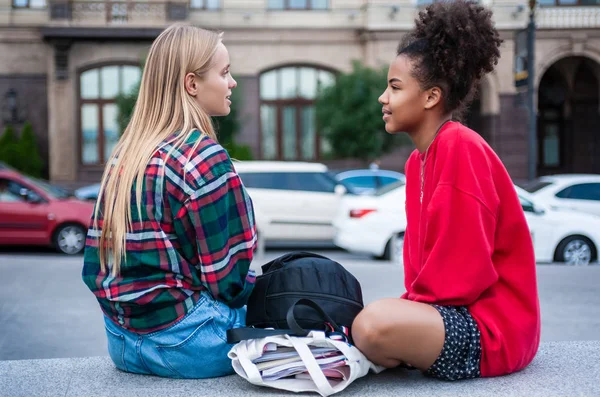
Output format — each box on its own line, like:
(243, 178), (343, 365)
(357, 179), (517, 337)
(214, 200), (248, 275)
(79, 63), (141, 165)
(259, 65), (335, 160)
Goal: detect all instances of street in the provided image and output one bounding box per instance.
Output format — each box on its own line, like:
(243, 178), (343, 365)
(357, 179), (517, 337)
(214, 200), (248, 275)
(0, 249), (599, 361)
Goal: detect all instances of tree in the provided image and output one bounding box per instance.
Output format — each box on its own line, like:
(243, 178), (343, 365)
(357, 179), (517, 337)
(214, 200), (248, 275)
(115, 82), (140, 136)
(315, 61), (411, 162)
(0, 125), (19, 169)
(0, 123), (45, 177)
(18, 122), (44, 178)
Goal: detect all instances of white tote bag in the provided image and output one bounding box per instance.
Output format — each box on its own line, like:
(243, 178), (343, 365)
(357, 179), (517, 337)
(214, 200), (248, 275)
(228, 331), (385, 397)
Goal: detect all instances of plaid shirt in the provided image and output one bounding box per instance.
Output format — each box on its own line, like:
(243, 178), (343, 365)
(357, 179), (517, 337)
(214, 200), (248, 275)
(82, 132), (257, 333)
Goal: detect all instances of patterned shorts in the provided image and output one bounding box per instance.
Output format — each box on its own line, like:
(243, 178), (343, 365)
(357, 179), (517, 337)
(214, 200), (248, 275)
(424, 305), (482, 381)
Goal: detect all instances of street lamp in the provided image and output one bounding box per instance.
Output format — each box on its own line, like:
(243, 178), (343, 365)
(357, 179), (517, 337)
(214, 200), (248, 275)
(527, 0), (537, 181)
(2, 89), (24, 125)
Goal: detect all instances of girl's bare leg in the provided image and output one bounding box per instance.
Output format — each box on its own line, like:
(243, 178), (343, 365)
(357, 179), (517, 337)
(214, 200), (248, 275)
(352, 298), (446, 370)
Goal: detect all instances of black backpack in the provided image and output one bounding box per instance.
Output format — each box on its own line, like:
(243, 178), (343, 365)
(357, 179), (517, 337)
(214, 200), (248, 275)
(227, 252), (364, 344)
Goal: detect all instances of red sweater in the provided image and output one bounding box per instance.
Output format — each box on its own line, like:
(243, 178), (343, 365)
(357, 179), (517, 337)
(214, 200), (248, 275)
(402, 121), (540, 377)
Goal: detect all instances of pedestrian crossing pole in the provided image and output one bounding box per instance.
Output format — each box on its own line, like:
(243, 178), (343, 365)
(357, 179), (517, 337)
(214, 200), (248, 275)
(527, 0), (537, 181)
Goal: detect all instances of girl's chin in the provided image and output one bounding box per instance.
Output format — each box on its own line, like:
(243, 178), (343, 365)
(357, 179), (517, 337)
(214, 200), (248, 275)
(384, 123), (400, 134)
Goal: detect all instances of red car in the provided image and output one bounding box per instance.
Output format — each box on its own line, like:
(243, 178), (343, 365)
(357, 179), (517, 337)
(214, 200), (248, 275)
(0, 168), (94, 254)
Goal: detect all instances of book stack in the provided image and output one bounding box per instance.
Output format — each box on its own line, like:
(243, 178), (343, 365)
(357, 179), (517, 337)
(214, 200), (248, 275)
(253, 343), (350, 382)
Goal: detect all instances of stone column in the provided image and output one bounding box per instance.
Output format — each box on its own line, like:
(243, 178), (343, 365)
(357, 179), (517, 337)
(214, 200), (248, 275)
(48, 39), (77, 183)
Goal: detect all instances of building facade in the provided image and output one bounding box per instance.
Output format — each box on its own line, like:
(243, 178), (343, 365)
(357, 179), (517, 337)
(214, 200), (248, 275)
(0, 0), (599, 185)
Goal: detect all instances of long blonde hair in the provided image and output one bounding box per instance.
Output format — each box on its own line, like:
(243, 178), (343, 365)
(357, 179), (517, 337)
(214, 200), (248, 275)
(94, 24), (222, 276)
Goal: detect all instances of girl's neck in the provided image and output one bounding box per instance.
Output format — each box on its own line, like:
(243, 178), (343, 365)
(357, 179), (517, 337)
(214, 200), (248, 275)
(411, 115), (453, 153)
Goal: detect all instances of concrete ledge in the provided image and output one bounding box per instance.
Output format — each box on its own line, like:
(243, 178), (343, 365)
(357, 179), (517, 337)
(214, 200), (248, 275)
(1, 341), (599, 397)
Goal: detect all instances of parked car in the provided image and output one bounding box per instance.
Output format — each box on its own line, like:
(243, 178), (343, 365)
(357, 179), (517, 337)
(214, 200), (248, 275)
(521, 174), (600, 217)
(0, 169), (94, 254)
(74, 183), (101, 201)
(234, 161), (352, 243)
(517, 186), (600, 265)
(333, 182), (600, 265)
(334, 169), (405, 195)
(333, 180), (406, 260)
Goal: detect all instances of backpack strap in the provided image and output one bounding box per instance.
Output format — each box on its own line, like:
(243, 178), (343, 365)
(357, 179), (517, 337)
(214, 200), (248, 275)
(227, 298), (344, 344)
(285, 298), (344, 336)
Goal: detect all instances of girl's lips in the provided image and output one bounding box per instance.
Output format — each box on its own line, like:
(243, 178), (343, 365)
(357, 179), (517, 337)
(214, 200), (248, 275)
(383, 114), (391, 121)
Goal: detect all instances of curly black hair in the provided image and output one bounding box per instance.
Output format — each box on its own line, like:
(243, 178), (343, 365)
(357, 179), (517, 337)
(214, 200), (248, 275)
(398, 0), (502, 116)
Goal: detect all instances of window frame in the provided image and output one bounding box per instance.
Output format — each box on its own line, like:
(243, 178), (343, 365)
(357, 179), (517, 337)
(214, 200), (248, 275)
(538, 0), (599, 6)
(11, 0), (47, 9)
(258, 64), (337, 161)
(267, 0), (329, 10)
(189, 0), (221, 10)
(77, 61), (141, 168)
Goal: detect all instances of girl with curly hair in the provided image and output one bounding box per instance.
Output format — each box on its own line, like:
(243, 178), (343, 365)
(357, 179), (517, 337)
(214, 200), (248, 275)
(352, 0), (540, 380)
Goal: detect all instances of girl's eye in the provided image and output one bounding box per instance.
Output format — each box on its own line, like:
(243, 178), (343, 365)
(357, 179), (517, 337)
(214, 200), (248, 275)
(391, 86), (400, 91)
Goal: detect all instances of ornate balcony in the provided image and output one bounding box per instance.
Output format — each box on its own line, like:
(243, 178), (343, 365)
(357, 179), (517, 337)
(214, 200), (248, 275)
(48, 1), (188, 25)
(537, 6), (600, 29)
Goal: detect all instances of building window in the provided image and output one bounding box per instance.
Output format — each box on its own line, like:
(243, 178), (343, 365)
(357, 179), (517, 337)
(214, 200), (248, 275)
(190, 0), (220, 10)
(79, 64), (141, 165)
(538, 0), (599, 5)
(267, 0), (329, 10)
(12, 0), (46, 8)
(259, 66), (335, 160)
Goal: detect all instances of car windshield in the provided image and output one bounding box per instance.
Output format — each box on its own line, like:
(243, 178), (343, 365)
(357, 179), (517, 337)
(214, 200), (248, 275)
(327, 172), (359, 195)
(520, 180), (554, 193)
(23, 176), (71, 199)
(374, 180), (405, 196)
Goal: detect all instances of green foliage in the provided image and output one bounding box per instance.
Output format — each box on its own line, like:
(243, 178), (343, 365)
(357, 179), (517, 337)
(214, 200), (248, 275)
(0, 125), (19, 168)
(0, 123), (44, 178)
(115, 82), (140, 136)
(315, 61), (411, 161)
(17, 122), (43, 178)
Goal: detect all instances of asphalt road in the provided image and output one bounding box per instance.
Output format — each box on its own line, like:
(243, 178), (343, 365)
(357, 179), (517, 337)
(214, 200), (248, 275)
(0, 249), (598, 361)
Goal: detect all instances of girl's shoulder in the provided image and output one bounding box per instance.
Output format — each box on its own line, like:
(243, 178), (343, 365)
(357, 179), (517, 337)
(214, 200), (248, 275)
(437, 121), (491, 158)
(156, 132), (234, 195)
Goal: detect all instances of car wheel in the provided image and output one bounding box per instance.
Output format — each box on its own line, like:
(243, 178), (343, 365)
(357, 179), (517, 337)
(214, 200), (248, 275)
(378, 233), (404, 262)
(53, 224), (87, 255)
(554, 235), (596, 266)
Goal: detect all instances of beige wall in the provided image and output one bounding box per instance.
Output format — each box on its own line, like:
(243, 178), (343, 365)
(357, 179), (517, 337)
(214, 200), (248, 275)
(226, 29), (362, 75)
(0, 29), (47, 74)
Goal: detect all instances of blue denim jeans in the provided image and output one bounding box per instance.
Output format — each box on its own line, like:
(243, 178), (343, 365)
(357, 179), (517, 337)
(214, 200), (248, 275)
(103, 292), (246, 379)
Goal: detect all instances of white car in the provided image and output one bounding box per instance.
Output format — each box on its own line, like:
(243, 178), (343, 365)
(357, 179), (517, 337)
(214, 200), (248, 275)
(522, 174), (600, 217)
(333, 182), (600, 265)
(333, 181), (407, 261)
(334, 169), (405, 195)
(234, 161), (349, 243)
(517, 186), (600, 265)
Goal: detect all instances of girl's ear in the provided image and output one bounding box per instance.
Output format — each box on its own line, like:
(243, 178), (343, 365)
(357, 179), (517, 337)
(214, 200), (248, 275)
(424, 86), (443, 110)
(184, 72), (198, 96)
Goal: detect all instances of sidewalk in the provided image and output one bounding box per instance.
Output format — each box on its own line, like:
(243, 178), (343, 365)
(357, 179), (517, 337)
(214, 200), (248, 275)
(2, 341), (598, 397)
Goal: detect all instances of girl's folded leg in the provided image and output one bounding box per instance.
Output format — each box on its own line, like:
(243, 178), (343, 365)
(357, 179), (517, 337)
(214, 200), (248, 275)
(352, 298), (482, 381)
